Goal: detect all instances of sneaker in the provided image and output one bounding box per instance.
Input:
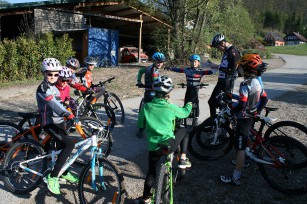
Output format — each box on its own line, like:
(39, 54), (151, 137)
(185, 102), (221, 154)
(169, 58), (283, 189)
(178, 158), (192, 169)
(61, 171), (79, 183)
(44, 173), (61, 194)
(231, 160), (250, 168)
(220, 175), (241, 186)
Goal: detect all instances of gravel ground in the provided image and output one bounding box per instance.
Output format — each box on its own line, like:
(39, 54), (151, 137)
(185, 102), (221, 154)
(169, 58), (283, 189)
(1, 56), (307, 203)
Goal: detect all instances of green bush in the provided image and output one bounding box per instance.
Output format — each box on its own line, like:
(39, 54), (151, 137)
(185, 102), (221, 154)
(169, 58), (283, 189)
(0, 33), (75, 83)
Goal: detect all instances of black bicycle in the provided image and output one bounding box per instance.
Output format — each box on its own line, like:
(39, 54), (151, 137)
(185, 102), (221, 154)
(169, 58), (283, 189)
(177, 83), (208, 130)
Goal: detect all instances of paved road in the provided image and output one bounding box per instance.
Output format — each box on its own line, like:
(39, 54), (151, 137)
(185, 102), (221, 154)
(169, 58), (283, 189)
(1, 54), (307, 203)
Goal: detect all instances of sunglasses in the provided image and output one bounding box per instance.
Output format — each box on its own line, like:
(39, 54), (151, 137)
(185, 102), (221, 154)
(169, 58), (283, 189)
(47, 73), (59, 77)
(61, 79), (70, 82)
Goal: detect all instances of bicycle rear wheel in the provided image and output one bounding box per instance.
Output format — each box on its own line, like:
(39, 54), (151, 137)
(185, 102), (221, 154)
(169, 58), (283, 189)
(188, 117), (234, 160)
(3, 139), (46, 194)
(87, 103), (116, 128)
(154, 164), (172, 204)
(258, 136), (307, 195)
(78, 158), (125, 204)
(104, 92), (125, 125)
(264, 121), (307, 146)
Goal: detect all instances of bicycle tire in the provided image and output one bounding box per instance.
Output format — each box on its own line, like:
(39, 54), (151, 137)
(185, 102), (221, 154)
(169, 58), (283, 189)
(138, 98), (144, 113)
(104, 92), (125, 125)
(3, 139), (47, 194)
(188, 117), (234, 160)
(264, 120), (307, 146)
(0, 122), (24, 162)
(258, 136), (307, 195)
(154, 164), (172, 204)
(78, 157), (125, 204)
(90, 103), (116, 129)
(68, 117), (112, 166)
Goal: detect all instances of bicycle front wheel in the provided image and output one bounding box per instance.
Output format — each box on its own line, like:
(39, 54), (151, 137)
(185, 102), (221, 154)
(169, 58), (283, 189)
(104, 92), (125, 125)
(3, 139), (46, 194)
(188, 117), (234, 160)
(154, 164), (172, 204)
(258, 136), (307, 195)
(78, 158), (125, 204)
(264, 121), (307, 146)
(88, 103), (116, 128)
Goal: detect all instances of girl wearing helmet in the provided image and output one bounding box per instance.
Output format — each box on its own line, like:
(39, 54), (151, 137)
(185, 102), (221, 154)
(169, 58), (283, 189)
(220, 54), (263, 186)
(208, 33), (241, 117)
(36, 58), (79, 195)
(165, 54), (217, 125)
(75, 56), (106, 103)
(136, 76), (192, 204)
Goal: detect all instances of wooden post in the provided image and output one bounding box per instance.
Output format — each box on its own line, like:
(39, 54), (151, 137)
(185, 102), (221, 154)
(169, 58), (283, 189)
(138, 14), (143, 63)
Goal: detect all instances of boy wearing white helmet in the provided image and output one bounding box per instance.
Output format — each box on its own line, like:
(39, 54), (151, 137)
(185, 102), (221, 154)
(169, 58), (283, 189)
(135, 76), (192, 204)
(36, 58), (79, 195)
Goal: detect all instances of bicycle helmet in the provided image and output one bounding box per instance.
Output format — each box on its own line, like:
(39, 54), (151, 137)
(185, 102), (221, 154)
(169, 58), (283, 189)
(257, 62), (268, 76)
(189, 54), (201, 62)
(237, 54), (262, 75)
(66, 57), (80, 70)
(152, 52), (166, 62)
(85, 56), (97, 66)
(153, 76), (174, 94)
(41, 58), (62, 72)
(210, 34), (226, 47)
(59, 66), (72, 80)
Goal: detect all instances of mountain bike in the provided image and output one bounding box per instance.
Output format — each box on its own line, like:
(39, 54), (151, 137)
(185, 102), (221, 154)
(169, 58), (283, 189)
(135, 83), (156, 113)
(75, 77), (125, 125)
(177, 83), (208, 130)
(188, 92), (307, 195)
(3, 123), (125, 203)
(0, 112), (114, 168)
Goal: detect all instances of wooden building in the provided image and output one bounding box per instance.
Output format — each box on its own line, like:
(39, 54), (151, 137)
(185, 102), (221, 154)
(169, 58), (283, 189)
(284, 32), (307, 45)
(264, 32), (285, 46)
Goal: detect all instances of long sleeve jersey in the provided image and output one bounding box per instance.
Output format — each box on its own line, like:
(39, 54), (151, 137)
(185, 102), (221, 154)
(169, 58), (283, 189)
(36, 80), (74, 126)
(137, 64), (159, 90)
(75, 68), (93, 88)
(138, 97), (192, 151)
(55, 84), (71, 102)
(169, 67), (216, 87)
(218, 45), (240, 81)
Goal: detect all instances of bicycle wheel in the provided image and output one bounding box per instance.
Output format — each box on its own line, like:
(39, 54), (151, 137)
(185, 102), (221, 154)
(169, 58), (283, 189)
(78, 158), (125, 204)
(188, 117), (234, 160)
(154, 164), (172, 204)
(138, 98), (144, 113)
(3, 139), (47, 194)
(264, 121), (307, 146)
(258, 136), (307, 195)
(104, 92), (125, 125)
(0, 122), (23, 162)
(90, 103), (116, 128)
(68, 117), (112, 166)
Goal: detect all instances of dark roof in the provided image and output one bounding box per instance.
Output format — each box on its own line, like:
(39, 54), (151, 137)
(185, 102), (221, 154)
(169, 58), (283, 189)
(292, 32), (307, 42)
(265, 32), (285, 42)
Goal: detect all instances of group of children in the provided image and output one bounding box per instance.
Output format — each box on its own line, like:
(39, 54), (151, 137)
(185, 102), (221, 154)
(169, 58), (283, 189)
(36, 33), (269, 201)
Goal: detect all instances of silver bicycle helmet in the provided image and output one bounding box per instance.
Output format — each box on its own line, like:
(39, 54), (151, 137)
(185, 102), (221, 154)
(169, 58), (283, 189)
(59, 66), (72, 80)
(153, 76), (174, 94)
(66, 57), (80, 70)
(41, 58), (62, 72)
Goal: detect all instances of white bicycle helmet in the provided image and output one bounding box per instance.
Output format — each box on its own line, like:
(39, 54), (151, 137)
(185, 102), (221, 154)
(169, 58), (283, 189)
(59, 66), (72, 80)
(41, 58), (62, 72)
(153, 76), (174, 94)
(85, 56), (97, 66)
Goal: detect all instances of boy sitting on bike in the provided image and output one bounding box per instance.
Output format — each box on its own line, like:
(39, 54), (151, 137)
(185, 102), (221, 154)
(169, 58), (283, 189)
(136, 52), (166, 138)
(165, 54), (217, 125)
(220, 54), (263, 185)
(36, 58), (79, 194)
(135, 76), (192, 204)
(76, 56), (106, 104)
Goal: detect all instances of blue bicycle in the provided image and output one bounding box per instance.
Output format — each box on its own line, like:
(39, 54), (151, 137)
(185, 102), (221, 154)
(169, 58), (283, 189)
(3, 123), (125, 203)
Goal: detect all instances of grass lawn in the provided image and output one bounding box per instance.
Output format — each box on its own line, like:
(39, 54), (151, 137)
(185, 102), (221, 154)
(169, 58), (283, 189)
(265, 43), (307, 55)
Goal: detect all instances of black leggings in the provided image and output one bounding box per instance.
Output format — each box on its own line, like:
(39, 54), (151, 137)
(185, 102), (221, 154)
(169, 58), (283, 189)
(184, 87), (199, 117)
(142, 128), (189, 199)
(208, 79), (234, 117)
(44, 123), (75, 178)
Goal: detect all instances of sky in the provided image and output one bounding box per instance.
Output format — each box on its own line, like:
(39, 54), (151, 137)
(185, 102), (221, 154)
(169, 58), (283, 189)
(7, 0), (46, 3)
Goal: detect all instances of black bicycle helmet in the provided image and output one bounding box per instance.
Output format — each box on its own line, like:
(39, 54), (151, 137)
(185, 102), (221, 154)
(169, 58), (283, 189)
(66, 57), (80, 70)
(210, 34), (226, 47)
(257, 62), (268, 76)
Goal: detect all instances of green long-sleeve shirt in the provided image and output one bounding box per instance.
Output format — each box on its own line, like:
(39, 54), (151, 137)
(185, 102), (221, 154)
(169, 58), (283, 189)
(138, 97), (192, 151)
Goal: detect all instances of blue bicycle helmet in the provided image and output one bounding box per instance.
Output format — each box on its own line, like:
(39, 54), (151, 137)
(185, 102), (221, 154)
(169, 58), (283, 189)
(189, 54), (201, 62)
(152, 52), (166, 62)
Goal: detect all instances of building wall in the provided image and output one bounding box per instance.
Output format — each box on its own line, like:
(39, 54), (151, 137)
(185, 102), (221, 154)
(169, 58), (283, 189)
(34, 8), (85, 33)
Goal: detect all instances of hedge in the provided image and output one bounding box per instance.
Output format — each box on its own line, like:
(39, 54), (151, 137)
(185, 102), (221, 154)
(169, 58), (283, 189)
(0, 33), (75, 83)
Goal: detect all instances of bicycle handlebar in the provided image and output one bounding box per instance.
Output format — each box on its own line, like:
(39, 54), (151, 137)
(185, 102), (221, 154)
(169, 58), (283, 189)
(93, 77), (115, 87)
(177, 83), (209, 88)
(136, 83), (145, 88)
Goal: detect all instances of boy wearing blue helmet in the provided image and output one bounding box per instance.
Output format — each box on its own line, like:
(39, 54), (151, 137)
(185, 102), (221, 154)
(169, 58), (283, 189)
(165, 54), (217, 125)
(136, 52), (166, 138)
